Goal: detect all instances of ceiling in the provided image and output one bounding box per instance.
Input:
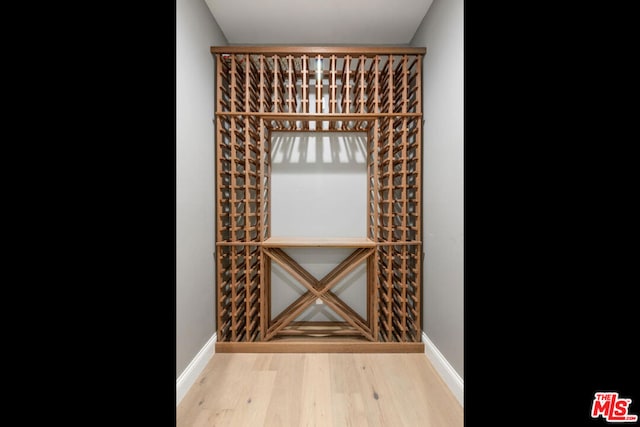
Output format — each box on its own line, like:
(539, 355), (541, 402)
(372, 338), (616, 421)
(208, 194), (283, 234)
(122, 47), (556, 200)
(204, 0), (433, 45)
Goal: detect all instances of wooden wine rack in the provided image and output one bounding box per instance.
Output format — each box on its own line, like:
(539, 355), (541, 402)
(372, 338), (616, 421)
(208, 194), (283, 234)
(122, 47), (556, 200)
(212, 46), (425, 352)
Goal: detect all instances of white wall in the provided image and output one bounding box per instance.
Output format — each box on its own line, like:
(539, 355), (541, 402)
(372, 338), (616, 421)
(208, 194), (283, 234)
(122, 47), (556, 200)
(176, 0), (227, 379)
(270, 132), (368, 320)
(411, 0), (464, 379)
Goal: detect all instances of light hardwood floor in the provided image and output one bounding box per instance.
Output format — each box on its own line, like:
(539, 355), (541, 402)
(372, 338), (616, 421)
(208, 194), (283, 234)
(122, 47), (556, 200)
(177, 353), (463, 426)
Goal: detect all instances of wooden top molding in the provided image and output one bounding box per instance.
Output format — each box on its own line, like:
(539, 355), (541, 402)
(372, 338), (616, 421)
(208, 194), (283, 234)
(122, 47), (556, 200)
(262, 236), (376, 248)
(211, 46), (426, 56)
(217, 112), (422, 119)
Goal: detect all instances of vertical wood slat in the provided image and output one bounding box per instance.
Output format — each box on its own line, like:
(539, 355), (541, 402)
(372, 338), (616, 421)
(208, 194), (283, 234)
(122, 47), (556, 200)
(401, 66), (408, 242)
(401, 56), (408, 115)
(415, 56), (423, 243)
(385, 246), (393, 341)
(300, 55), (309, 130)
(414, 244), (421, 341)
(230, 248), (237, 341)
(366, 124), (372, 241)
(215, 57), (225, 244)
(378, 57), (389, 113)
(357, 55), (366, 113)
(372, 118), (380, 340)
(400, 58), (409, 342)
(385, 116), (394, 340)
(329, 55), (337, 130)
(228, 54), (239, 341)
(386, 119), (394, 242)
(340, 55), (351, 119)
(252, 246), (261, 340)
(260, 56), (274, 113)
(265, 128), (272, 238)
(300, 55), (309, 113)
(272, 55), (280, 112)
(229, 122), (238, 342)
(229, 54), (240, 340)
(378, 119), (388, 244)
(353, 55), (366, 129)
(272, 55), (286, 129)
(244, 64), (252, 341)
(216, 247), (224, 339)
(248, 65), (257, 338)
(230, 55), (238, 113)
(259, 117), (266, 243)
(259, 56), (265, 113)
(392, 56), (404, 113)
(414, 55), (423, 338)
(245, 245), (252, 341)
(247, 57), (259, 112)
(243, 56), (251, 113)
(400, 246), (408, 342)
(372, 120), (380, 243)
(286, 55), (297, 116)
(387, 55), (394, 114)
(244, 67), (251, 186)
(374, 56), (380, 114)
(315, 54), (323, 130)
(366, 253), (372, 328)
(264, 246), (272, 338)
(365, 56), (380, 114)
(371, 245), (379, 341)
(402, 59), (412, 243)
(258, 115), (267, 340)
(216, 56), (224, 338)
(235, 55), (247, 113)
(215, 53), (225, 338)
(217, 56), (230, 112)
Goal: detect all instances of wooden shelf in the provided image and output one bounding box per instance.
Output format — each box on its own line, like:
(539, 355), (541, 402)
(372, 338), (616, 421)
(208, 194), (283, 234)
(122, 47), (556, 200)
(262, 236), (376, 248)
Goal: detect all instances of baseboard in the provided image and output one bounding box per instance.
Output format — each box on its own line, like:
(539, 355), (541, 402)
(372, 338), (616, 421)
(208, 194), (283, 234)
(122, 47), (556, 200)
(176, 333), (217, 406)
(421, 332), (463, 407)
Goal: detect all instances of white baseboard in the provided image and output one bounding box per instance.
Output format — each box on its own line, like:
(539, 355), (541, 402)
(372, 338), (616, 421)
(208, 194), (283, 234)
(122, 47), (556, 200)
(176, 333), (217, 406)
(421, 332), (463, 407)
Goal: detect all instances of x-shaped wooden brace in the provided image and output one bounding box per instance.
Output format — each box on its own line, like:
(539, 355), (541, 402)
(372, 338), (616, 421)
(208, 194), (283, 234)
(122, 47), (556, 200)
(262, 246), (375, 341)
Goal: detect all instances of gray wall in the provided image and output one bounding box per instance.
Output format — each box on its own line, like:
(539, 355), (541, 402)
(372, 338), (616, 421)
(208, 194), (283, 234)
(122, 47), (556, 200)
(176, 0), (227, 379)
(411, 0), (464, 379)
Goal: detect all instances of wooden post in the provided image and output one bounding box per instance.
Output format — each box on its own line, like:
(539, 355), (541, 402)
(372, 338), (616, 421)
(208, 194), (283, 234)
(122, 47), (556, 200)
(329, 55), (337, 130)
(300, 55), (309, 130)
(315, 54), (323, 130)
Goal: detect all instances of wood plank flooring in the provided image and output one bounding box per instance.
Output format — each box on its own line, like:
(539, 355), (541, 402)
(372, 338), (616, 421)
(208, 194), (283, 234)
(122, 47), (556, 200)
(177, 353), (463, 426)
